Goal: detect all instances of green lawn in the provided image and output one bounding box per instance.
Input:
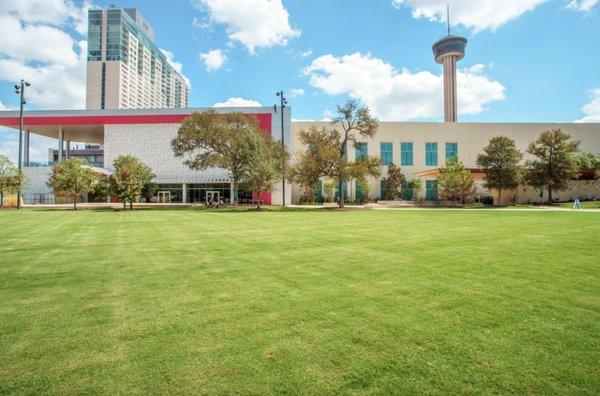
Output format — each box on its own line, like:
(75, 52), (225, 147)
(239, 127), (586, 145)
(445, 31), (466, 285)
(0, 209), (598, 394)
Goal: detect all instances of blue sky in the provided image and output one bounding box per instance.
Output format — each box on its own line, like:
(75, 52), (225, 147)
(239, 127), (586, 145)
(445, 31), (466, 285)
(0, 0), (599, 162)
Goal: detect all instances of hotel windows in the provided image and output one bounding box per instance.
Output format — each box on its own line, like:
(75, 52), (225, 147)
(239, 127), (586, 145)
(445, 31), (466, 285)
(380, 142), (393, 166)
(400, 142), (413, 166)
(425, 142), (438, 166)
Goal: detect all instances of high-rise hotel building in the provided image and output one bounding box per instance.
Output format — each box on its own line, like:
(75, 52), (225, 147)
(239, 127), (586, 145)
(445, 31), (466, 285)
(86, 7), (189, 110)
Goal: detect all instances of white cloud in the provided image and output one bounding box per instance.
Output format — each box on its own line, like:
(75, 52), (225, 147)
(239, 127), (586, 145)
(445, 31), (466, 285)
(200, 49), (227, 72)
(392, 0), (549, 32)
(290, 88), (305, 98)
(303, 52), (505, 121)
(0, 1), (89, 109)
(0, 102), (6, 111)
(161, 49), (191, 88)
(566, 0), (599, 12)
(300, 49), (313, 58)
(213, 97), (262, 107)
(0, 0), (90, 34)
(0, 15), (79, 66)
(575, 89), (600, 123)
(0, 41), (87, 109)
(193, 0), (300, 53)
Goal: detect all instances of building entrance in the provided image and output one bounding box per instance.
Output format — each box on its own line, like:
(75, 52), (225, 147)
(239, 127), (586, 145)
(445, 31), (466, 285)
(206, 191), (220, 205)
(157, 191), (171, 203)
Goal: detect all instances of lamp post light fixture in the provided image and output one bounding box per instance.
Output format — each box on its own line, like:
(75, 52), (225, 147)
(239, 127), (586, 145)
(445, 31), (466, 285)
(276, 91), (287, 207)
(14, 79), (30, 210)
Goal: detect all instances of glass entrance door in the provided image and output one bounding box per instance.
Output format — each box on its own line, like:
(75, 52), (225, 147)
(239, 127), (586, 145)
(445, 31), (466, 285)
(206, 191), (220, 205)
(157, 191), (171, 203)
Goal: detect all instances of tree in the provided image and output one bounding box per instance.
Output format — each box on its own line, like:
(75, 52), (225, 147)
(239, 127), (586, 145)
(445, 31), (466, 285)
(323, 179), (336, 202)
(525, 129), (580, 204)
(239, 129), (288, 209)
(406, 178), (422, 200)
(476, 136), (523, 205)
(47, 158), (100, 210)
(570, 152), (600, 178)
(333, 100), (379, 207)
(287, 148), (323, 203)
(287, 100), (380, 208)
(172, 110), (267, 204)
(382, 163), (405, 200)
(0, 155), (26, 208)
(356, 178), (371, 203)
(438, 156), (477, 203)
(108, 155), (154, 209)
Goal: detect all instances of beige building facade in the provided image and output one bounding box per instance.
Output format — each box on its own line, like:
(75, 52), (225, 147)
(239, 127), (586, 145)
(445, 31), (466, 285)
(291, 121), (600, 204)
(86, 7), (188, 110)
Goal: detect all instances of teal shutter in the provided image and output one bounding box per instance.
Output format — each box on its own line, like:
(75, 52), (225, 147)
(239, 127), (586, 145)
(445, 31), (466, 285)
(426, 180), (438, 200)
(426, 142), (438, 166)
(401, 142), (413, 166)
(380, 142), (393, 165)
(445, 142), (458, 160)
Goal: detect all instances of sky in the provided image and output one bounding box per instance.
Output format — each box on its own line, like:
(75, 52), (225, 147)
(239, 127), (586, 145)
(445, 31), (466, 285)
(0, 0), (599, 163)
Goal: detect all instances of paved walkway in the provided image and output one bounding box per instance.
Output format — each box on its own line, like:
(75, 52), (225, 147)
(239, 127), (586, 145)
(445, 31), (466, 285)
(13, 202), (600, 212)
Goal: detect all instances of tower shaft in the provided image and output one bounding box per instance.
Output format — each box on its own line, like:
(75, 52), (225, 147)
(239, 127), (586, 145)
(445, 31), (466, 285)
(442, 55), (458, 122)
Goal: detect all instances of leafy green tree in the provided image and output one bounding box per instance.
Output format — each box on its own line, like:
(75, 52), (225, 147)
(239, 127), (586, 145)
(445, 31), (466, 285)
(287, 145), (323, 203)
(570, 152), (600, 177)
(525, 129), (580, 204)
(172, 110), (269, 204)
(108, 155), (154, 209)
(323, 179), (336, 202)
(382, 163), (405, 200)
(47, 158), (100, 210)
(0, 155), (26, 208)
(288, 100), (380, 208)
(438, 156), (477, 203)
(239, 130), (288, 209)
(476, 136), (523, 204)
(356, 178), (371, 203)
(333, 100), (379, 207)
(406, 178), (422, 200)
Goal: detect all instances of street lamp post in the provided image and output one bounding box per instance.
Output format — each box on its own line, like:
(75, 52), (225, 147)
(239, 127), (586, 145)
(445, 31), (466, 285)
(276, 91), (287, 207)
(15, 80), (30, 210)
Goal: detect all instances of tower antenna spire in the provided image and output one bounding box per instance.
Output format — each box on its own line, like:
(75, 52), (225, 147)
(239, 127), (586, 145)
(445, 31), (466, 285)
(446, 4), (450, 36)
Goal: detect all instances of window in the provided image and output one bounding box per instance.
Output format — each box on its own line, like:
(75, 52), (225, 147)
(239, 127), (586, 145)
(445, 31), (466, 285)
(335, 181), (349, 200)
(355, 142), (368, 160)
(445, 142), (458, 160)
(380, 180), (388, 199)
(425, 142), (438, 166)
(426, 180), (438, 200)
(315, 181), (323, 202)
(401, 142), (413, 166)
(401, 181), (413, 200)
(380, 142), (393, 166)
(356, 180), (365, 201)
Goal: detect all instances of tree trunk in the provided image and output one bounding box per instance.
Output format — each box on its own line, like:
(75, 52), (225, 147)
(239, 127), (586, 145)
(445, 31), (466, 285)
(73, 196), (77, 210)
(1, 192), (3, 208)
(498, 189), (502, 206)
(123, 201), (126, 209)
(338, 180), (345, 208)
(130, 201), (133, 210)
(548, 186), (553, 205)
